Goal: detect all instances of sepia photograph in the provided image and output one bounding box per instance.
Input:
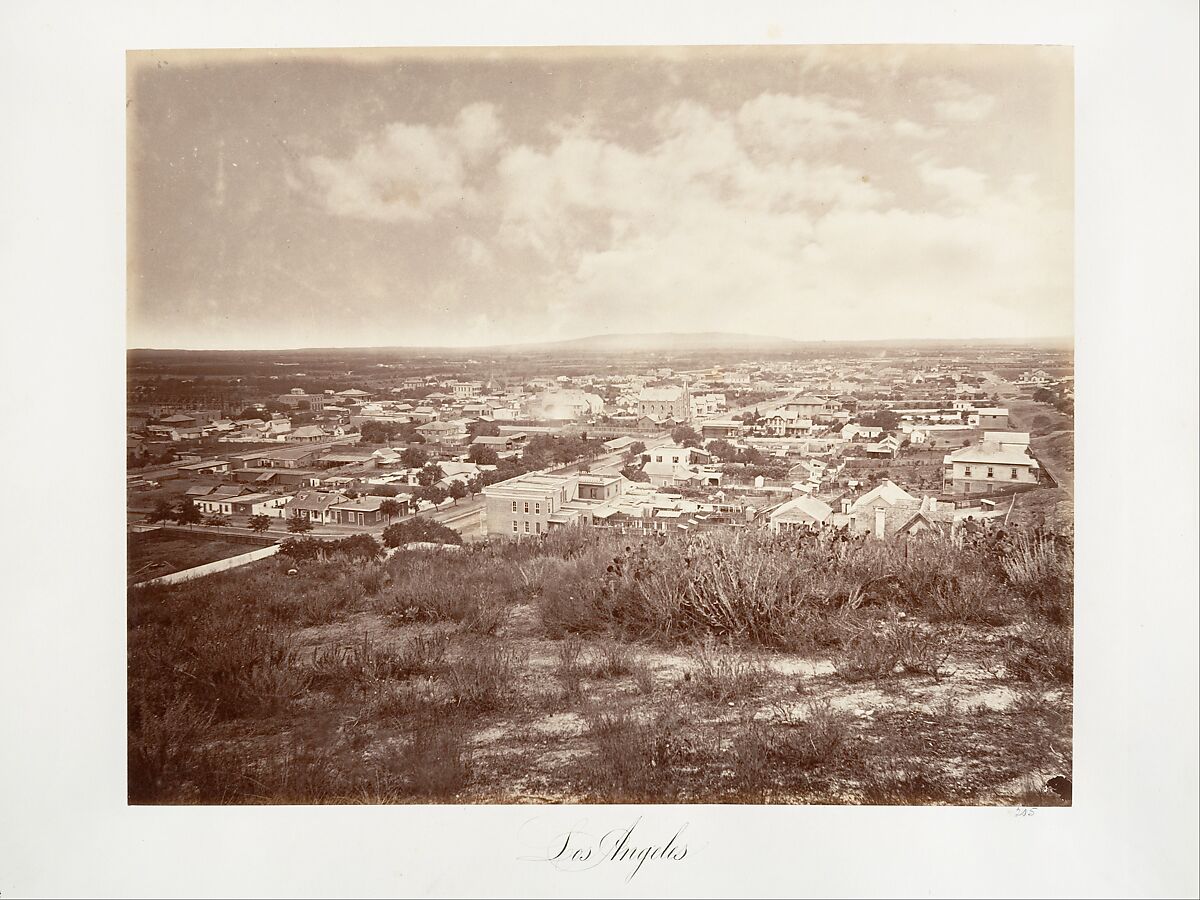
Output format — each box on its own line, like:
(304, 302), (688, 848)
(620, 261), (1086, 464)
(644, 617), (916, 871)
(125, 44), (1078, 807)
(3, 1), (1198, 896)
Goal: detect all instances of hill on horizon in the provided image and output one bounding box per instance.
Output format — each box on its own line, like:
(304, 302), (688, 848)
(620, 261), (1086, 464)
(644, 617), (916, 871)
(127, 331), (1073, 356)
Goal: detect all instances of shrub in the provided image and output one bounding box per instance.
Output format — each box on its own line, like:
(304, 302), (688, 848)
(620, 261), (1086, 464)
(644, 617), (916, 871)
(687, 637), (770, 703)
(579, 706), (697, 801)
(555, 635), (585, 699)
(382, 519), (462, 547)
(835, 616), (957, 682)
(128, 693), (217, 803)
(590, 639), (636, 678)
(858, 756), (954, 805)
(1001, 533), (1073, 625)
(395, 709), (473, 799)
(444, 642), (525, 710)
(631, 657), (656, 695)
(307, 630), (452, 691)
(382, 551), (513, 633)
(1000, 624), (1073, 682)
(281, 537), (323, 561)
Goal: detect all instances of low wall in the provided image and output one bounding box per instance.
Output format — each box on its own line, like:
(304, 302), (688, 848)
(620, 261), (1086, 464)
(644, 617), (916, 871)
(137, 544), (281, 586)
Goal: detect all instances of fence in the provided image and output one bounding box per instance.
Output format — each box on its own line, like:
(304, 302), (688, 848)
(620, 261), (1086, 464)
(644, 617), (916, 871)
(136, 543), (281, 586)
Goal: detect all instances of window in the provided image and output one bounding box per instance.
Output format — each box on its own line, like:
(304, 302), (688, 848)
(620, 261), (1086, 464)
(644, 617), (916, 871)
(535, 522), (541, 534)
(524, 521), (530, 533)
(1010, 468), (1019, 479)
(523, 501), (529, 514)
(511, 501), (517, 513)
(656, 455), (663, 463)
(987, 467), (994, 479)
(535, 502), (541, 514)
(512, 520), (518, 533)
(964, 466), (972, 477)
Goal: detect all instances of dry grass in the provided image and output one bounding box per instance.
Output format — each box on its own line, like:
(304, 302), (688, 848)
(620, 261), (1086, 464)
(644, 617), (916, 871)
(835, 615), (959, 682)
(687, 637), (771, 703)
(128, 524), (1073, 805)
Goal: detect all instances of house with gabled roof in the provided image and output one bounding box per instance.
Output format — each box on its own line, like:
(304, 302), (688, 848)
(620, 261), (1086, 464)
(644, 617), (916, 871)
(283, 490), (345, 524)
(286, 424), (330, 443)
(768, 495), (833, 533)
(328, 495), (389, 527)
(196, 485), (256, 516)
(943, 431), (1040, 494)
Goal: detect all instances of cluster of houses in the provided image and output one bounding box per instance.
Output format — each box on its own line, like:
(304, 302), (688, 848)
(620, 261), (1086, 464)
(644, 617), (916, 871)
(188, 483), (411, 528)
(482, 469), (755, 538)
(141, 407), (348, 444)
(481, 466), (1012, 542)
(131, 352), (1064, 542)
(768, 479), (1008, 539)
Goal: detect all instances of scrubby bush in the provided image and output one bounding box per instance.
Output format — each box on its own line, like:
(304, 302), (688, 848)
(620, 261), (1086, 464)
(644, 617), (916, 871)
(1000, 624), (1073, 682)
(688, 636), (771, 702)
(381, 550), (516, 632)
(381, 519), (462, 547)
(1001, 532), (1073, 625)
(835, 615), (957, 682)
(579, 706), (699, 801)
(443, 642), (525, 710)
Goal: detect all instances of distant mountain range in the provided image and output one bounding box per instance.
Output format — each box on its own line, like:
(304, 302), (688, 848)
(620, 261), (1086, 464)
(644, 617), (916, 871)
(129, 331), (1072, 356)
(490, 332), (802, 353)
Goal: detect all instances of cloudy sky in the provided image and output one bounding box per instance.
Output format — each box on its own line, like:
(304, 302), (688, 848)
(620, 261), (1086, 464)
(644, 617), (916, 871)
(127, 45), (1072, 350)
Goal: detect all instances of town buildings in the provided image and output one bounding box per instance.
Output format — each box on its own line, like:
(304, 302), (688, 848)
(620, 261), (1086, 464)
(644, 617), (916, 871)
(942, 432), (1041, 494)
(637, 385), (691, 422)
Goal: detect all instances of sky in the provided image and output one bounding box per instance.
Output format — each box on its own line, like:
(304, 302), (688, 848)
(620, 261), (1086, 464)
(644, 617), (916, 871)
(127, 45), (1073, 350)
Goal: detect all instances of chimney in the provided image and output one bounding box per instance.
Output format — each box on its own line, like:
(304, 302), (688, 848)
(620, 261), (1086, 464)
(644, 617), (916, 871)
(874, 506), (886, 540)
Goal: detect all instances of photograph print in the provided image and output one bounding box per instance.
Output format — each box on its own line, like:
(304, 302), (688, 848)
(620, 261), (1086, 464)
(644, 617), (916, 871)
(126, 44), (1074, 806)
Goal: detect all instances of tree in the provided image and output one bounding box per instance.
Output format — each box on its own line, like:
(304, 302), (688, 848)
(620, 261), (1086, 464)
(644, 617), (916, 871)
(448, 481), (468, 505)
(401, 446), (427, 469)
(468, 443), (499, 465)
(862, 409), (900, 431)
(280, 537), (322, 561)
(621, 464), (650, 483)
(248, 514), (272, 533)
(379, 498), (402, 522)
(467, 420), (501, 438)
(148, 498), (174, 523)
(204, 513), (229, 527)
(328, 533), (382, 560)
(417, 461), (444, 487)
(466, 474), (484, 497)
(421, 484), (448, 507)
(287, 515), (314, 534)
(382, 519), (462, 548)
(671, 424), (701, 447)
(627, 440), (646, 457)
(705, 439), (739, 462)
(173, 499), (202, 527)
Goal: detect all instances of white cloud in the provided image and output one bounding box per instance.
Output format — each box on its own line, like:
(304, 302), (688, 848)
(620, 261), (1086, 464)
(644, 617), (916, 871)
(453, 234), (495, 269)
(453, 102), (505, 163)
(293, 90), (1068, 341)
(491, 93), (1068, 340)
(893, 118), (944, 140)
(917, 159), (991, 206)
(736, 92), (875, 150)
(920, 76), (997, 122)
(300, 102), (504, 222)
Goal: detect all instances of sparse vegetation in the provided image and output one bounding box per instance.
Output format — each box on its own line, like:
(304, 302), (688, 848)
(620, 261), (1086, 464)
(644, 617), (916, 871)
(128, 520), (1072, 805)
